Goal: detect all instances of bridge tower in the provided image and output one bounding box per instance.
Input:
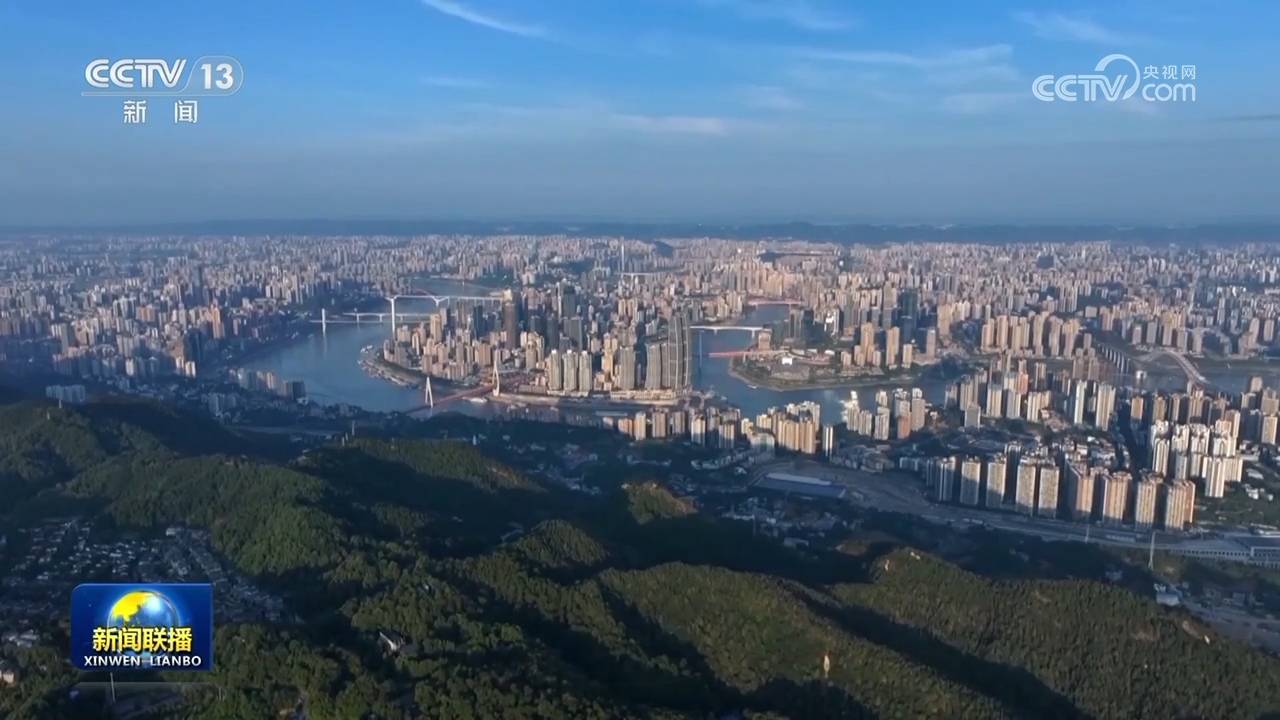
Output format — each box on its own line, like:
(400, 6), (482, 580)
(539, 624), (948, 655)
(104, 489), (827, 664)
(321, 307), (327, 334)
(425, 377), (434, 409)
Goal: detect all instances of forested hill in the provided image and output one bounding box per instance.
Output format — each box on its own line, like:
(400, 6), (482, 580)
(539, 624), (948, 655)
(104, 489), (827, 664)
(2, 397), (1279, 719)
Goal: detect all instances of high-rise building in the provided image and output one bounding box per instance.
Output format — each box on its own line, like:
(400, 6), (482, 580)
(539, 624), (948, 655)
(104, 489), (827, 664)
(1065, 462), (1095, 521)
(960, 458), (982, 506)
(501, 299), (520, 347)
(986, 384), (1003, 417)
(1094, 383), (1116, 428)
(577, 350), (593, 394)
(899, 288), (920, 342)
(645, 342), (664, 391)
(929, 457), (957, 503)
(1071, 381), (1088, 425)
(1162, 479), (1196, 531)
(822, 424), (837, 458)
(985, 455), (1007, 508)
(1015, 459), (1038, 515)
(1133, 477), (1159, 530)
(561, 350), (579, 393)
(615, 346), (637, 391)
(885, 326), (901, 368)
(1036, 465), (1060, 518)
(1100, 471), (1130, 526)
(547, 350), (563, 391)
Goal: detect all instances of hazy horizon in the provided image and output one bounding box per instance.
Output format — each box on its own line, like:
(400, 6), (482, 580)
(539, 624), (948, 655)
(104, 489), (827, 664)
(3, 0), (1279, 225)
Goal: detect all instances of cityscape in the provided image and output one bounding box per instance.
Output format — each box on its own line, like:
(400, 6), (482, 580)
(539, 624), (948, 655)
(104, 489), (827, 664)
(5, 0), (1280, 716)
(9, 233), (1280, 553)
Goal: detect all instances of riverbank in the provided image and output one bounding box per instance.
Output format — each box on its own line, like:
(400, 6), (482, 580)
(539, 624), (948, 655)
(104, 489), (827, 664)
(359, 348), (470, 396)
(213, 293), (390, 372)
(727, 358), (945, 392)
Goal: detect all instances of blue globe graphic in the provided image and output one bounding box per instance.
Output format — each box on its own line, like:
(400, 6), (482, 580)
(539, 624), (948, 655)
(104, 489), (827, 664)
(106, 591), (182, 660)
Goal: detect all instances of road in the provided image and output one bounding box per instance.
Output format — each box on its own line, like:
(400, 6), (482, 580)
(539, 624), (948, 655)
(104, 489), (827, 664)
(749, 459), (1213, 553)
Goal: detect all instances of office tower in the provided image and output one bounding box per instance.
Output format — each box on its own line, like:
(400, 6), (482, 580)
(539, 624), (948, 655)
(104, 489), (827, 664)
(547, 350), (563, 391)
(616, 346), (637, 391)
(960, 458), (982, 506)
(556, 284), (577, 318)
(577, 350), (593, 393)
(561, 350), (579, 393)
(985, 456), (1007, 508)
(1036, 465), (1060, 518)
(501, 299), (520, 347)
(899, 288), (919, 341)
(676, 311), (693, 389)
(645, 342), (664, 391)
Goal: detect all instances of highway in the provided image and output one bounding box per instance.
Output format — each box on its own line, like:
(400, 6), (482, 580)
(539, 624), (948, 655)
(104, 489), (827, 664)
(748, 459), (1231, 555)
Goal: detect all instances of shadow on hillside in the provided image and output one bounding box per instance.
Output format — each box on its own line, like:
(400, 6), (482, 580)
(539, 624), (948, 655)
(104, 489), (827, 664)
(749, 678), (878, 720)
(441, 562), (878, 719)
(441, 568), (725, 715)
(80, 397), (291, 460)
(300, 445), (565, 553)
(795, 590), (1085, 720)
(611, 512), (873, 586)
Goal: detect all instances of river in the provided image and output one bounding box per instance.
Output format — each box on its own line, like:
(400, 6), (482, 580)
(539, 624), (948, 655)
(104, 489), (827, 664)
(245, 280), (954, 422)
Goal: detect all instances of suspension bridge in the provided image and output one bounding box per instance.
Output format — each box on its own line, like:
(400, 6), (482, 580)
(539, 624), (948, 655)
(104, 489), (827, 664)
(312, 293), (503, 331)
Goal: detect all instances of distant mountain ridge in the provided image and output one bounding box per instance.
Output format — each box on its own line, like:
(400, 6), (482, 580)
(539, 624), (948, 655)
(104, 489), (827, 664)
(4, 219), (1280, 245)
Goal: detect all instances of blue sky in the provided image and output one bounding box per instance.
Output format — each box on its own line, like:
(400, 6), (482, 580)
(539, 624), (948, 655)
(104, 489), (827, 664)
(1, 0), (1278, 226)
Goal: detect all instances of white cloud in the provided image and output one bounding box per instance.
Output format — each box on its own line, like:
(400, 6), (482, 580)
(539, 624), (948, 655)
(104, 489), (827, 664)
(421, 75), (490, 89)
(740, 85), (803, 111)
(928, 64), (1020, 87)
(610, 113), (729, 135)
(800, 44), (1013, 70)
(387, 103), (733, 139)
(939, 91), (1023, 115)
(701, 0), (853, 32)
(1015, 11), (1141, 45)
(418, 0), (546, 38)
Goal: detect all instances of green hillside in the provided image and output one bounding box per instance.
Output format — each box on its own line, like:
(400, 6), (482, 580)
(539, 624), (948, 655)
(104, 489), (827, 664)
(2, 397), (1279, 720)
